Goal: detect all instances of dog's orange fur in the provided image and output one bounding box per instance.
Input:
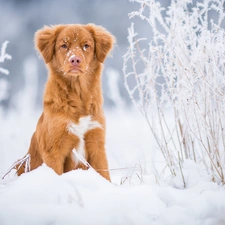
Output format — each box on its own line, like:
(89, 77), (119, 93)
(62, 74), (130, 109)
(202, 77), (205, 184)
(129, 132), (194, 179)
(15, 24), (115, 181)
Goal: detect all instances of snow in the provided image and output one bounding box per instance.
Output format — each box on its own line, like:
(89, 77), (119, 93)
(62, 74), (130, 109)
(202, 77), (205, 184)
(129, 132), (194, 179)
(0, 109), (225, 225)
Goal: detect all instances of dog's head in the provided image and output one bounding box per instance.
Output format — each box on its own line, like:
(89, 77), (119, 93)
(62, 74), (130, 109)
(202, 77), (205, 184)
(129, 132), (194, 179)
(35, 24), (115, 77)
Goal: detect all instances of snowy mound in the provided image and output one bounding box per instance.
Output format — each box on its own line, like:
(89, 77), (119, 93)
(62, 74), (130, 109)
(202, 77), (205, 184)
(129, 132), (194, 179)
(1, 164), (225, 225)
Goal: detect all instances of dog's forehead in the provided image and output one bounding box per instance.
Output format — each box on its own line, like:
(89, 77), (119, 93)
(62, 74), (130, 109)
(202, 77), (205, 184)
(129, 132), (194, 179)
(58, 25), (92, 42)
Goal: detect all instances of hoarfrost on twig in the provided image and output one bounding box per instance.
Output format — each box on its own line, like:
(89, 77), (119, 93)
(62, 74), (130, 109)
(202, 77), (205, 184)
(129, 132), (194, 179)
(0, 41), (12, 75)
(124, 0), (225, 185)
(2, 154), (31, 179)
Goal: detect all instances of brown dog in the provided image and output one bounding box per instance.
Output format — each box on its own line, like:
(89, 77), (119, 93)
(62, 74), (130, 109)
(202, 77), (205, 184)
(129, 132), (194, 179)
(14, 24), (115, 181)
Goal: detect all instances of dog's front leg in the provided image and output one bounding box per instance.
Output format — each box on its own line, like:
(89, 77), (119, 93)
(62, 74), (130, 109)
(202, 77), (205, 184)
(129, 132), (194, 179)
(42, 133), (80, 175)
(42, 150), (65, 175)
(39, 116), (80, 175)
(85, 128), (111, 181)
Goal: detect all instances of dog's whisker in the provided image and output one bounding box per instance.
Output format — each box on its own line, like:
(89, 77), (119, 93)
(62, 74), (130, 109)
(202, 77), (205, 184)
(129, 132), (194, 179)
(85, 67), (95, 75)
(59, 68), (67, 76)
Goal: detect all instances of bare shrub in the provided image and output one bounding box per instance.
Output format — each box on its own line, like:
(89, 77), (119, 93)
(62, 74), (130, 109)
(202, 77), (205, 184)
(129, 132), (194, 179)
(123, 0), (225, 185)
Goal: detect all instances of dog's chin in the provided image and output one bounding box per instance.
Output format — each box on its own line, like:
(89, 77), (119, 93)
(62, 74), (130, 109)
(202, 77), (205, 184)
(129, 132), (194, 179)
(66, 69), (83, 77)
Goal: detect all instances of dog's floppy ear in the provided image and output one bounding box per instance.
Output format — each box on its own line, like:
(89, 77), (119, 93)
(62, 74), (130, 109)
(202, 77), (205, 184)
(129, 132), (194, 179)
(35, 25), (62, 64)
(85, 24), (116, 63)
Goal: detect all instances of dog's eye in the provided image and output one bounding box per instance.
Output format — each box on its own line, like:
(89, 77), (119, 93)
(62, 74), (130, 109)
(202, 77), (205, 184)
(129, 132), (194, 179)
(61, 44), (67, 49)
(83, 44), (90, 51)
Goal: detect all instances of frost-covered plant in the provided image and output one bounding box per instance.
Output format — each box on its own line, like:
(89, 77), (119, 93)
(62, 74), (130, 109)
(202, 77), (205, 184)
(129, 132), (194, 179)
(0, 41), (11, 75)
(0, 41), (11, 111)
(123, 0), (225, 185)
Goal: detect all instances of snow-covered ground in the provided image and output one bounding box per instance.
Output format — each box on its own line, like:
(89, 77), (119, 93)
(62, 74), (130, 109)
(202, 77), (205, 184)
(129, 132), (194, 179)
(0, 108), (225, 225)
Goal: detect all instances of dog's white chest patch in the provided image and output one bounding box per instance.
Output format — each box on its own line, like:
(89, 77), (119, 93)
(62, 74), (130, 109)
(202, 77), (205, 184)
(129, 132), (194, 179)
(67, 116), (102, 163)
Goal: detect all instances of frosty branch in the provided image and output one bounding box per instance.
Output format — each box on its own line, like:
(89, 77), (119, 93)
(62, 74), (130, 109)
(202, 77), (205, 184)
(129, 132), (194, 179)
(0, 41), (12, 75)
(124, 0), (225, 185)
